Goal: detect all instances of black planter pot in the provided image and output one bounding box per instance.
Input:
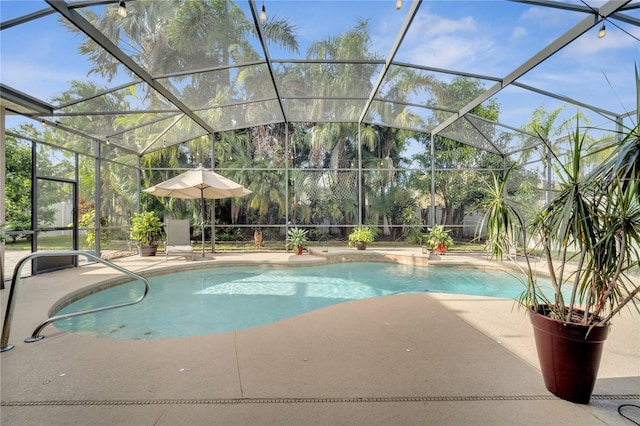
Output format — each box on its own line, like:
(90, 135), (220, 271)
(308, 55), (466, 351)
(529, 305), (610, 404)
(355, 241), (367, 250)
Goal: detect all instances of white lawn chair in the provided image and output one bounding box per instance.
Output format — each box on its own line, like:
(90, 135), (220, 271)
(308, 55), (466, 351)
(165, 219), (194, 261)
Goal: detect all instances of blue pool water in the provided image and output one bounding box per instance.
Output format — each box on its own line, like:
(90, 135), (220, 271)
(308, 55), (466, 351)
(55, 263), (534, 340)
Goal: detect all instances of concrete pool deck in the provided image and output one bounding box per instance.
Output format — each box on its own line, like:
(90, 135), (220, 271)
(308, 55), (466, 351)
(1, 247), (639, 425)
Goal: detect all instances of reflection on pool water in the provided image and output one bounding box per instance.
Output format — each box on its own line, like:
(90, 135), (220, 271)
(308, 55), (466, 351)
(55, 263), (536, 340)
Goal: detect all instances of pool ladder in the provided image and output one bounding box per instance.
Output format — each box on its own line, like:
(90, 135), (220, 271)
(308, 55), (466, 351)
(1, 250), (150, 352)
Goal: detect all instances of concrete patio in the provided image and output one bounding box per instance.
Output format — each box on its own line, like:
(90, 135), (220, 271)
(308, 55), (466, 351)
(1, 248), (639, 425)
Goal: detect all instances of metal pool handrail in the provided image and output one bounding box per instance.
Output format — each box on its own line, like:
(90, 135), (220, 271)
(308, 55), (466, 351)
(1, 250), (150, 352)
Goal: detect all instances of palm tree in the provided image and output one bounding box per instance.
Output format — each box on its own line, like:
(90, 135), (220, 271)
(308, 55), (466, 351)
(65, 0), (298, 150)
(522, 105), (592, 203)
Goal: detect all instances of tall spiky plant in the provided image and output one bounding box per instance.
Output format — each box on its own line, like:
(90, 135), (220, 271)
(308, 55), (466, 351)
(479, 69), (640, 327)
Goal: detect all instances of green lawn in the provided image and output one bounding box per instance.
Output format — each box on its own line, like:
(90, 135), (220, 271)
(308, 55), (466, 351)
(4, 235), (487, 253)
(4, 236), (130, 251)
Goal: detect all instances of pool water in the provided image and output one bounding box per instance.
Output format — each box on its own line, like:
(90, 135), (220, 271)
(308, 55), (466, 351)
(55, 263), (533, 340)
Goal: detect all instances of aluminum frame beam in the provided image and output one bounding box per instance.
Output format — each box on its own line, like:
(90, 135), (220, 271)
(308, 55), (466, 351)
(430, 0), (633, 137)
(45, 0), (218, 137)
(248, 0), (288, 124)
(0, 84), (54, 116)
(358, 0), (422, 123)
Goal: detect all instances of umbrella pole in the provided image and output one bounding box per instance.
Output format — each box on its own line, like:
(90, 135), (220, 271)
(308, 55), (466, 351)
(212, 200), (216, 253)
(200, 191), (205, 258)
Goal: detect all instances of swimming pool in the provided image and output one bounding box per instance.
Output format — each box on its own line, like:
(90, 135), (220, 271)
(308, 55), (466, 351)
(55, 263), (533, 340)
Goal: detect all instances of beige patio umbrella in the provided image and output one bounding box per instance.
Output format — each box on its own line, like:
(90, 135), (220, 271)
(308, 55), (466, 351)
(143, 165), (251, 257)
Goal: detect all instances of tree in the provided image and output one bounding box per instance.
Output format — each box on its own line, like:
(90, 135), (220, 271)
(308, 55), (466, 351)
(4, 127), (64, 241)
(297, 21), (439, 233)
(412, 77), (502, 231)
(68, 0), (301, 231)
(5, 135), (32, 241)
(65, 0), (298, 133)
(521, 105), (599, 206)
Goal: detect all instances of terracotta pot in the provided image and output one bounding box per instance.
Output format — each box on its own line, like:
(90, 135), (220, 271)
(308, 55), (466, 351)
(434, 243), (448, 254)
(529, 305), (610, 404)
(297, 245), (303, 255)
(356, 241), (367, 250)
(253, 229), (263, 248)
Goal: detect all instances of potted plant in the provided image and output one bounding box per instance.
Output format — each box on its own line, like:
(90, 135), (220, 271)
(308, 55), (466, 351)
(130, 211), (164, 257)
(348, 226), (377, 250)
(424, 225), (454, 254)
(287, 227), (308, 255)
(477, 111), (640, 403)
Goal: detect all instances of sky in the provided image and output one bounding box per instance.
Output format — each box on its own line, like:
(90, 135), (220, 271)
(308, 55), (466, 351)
(1, 0), (639, 136)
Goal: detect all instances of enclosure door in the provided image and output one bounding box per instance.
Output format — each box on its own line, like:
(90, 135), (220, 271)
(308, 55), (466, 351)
(32, 178), (77, 275)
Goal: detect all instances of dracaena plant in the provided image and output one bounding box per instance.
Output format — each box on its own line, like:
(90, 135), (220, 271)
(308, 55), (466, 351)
(479, 116), (640, 327)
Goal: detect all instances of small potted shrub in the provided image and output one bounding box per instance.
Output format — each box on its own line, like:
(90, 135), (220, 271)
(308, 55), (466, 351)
(287, 227), (308, 255)
(425, 225), (454, 254)
(348, 226), (377, 250)
(130, 211), (164, 256)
